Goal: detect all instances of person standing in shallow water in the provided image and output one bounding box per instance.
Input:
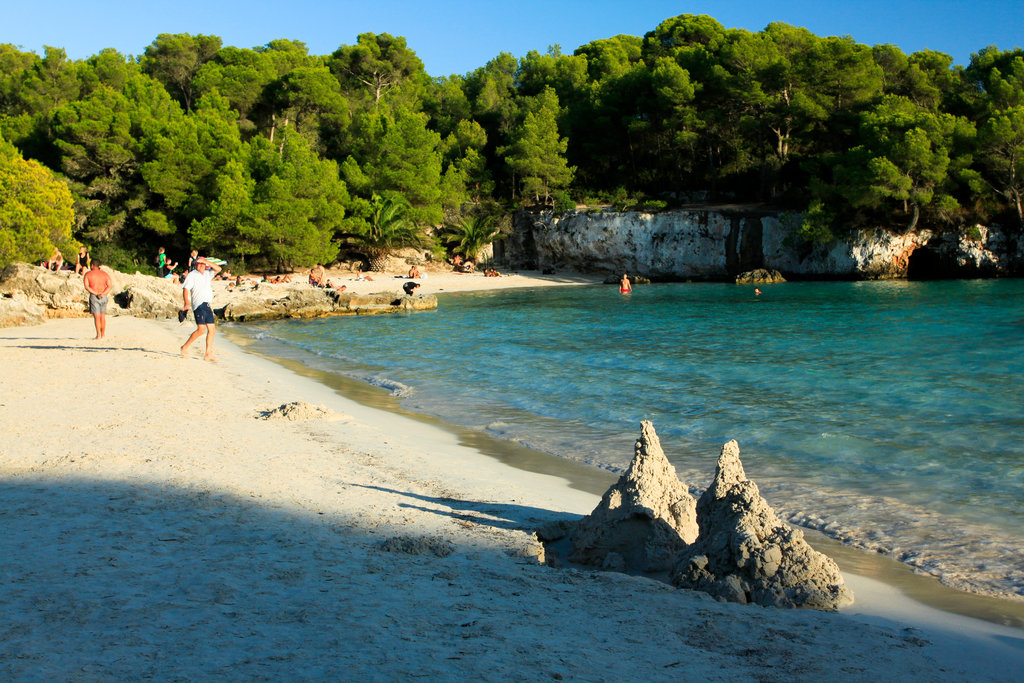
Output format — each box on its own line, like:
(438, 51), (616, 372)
(82, 260), (113, 339)
(180, 257), (221, 361)
(620, 273), (632, 294)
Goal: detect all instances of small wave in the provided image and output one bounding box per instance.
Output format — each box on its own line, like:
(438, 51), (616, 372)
(368, 376), (414, 398)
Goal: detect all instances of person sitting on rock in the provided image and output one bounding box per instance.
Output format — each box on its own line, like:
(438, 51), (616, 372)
(163, 260), (180, 283)
(45, 248), (64, 273)
(75, 246), (91, 274)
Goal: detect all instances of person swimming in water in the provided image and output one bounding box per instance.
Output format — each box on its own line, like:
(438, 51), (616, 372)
(620, 273), (632, 294)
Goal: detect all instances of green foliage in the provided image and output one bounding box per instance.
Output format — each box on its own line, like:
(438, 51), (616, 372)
(2, 15), (1024, 272)
(342, 106), (445, 224)
(440, 212), (504, 259)
(190, 133), (346, 270)
(328, 33), (427, 109)
(0, 134), (75, 266)
(850, 95), (967, 229)
(552, 191), (576, 212)
(141, 33), (222, 112)
(639, 199), (668, 212)
(353, 193), (432, 269)
(798, 200), (836, 243)
(499, 87), (574, 203)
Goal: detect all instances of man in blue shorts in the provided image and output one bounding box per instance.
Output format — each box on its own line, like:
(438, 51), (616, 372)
(180, 256), (222, 360)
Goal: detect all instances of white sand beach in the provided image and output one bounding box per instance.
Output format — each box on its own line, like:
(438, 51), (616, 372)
(267, 263), (607, 297)
(2, 270), (1024, 680)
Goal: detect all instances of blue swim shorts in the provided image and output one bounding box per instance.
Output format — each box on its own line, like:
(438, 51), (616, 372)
(193, 301), (216, 325)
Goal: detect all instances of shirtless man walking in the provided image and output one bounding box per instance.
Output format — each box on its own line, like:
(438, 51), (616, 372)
(83, 260), (113, 339)
(180, 257), (222, 360)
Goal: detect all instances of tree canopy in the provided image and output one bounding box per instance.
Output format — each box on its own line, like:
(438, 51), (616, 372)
(0, 16), (1022, 271)
(0, 132), (75, 267)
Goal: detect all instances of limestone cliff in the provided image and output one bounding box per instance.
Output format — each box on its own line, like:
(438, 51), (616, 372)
(502, 209), (1023, 280)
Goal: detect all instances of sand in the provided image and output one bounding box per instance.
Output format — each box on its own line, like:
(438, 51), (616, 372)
(2, 270), (1023, 680)
(249, 263), (607, 298)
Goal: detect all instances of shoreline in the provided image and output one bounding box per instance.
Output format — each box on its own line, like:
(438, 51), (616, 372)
(2, 269), (1023, 678)
(1, 316), (1023, 678)
(226, 270), (1024, 612)
(226, 320), (1024, 629)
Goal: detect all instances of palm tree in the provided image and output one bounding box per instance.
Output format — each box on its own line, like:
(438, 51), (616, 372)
(359, 194), (431, 271)
(441, 213), (504, 262)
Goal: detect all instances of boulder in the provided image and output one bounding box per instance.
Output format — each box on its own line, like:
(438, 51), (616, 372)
(569, 421), (698, 572)
(0, 293), (46, 327)
(672, 440), (854, 610)
(735, 268), (786, 284)
(0, 263), (89, 313)
(114, 279), (180, 318)
(216, 284), (438, 321)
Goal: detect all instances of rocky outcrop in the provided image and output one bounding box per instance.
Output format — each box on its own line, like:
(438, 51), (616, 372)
(0, 263), (438, 325)
(672, 440), (854, 610)
(506, 209), (1024, 280)
(0, 263), (101, 314)
(217, 284), (437, 321)
(0, 293), (46, 327)
(569, 421), (698, 573)
(0, 262), (179, 318)
(113, 278), (181, 318)
(735, 268), (786, 284)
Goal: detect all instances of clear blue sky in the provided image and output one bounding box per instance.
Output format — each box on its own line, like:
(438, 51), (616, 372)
(5, 0), (1022, 76)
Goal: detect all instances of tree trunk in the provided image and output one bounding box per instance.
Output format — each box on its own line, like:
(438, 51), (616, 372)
(907, 202), (920, 232)
(1011, 188), (1023, 229)
(367, 251), (389, 272)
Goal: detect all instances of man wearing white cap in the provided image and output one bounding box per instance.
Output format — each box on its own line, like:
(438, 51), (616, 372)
(180, 256), (222, 360)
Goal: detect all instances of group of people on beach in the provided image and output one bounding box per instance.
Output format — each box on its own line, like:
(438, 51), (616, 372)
(77, 247), (505, 358)
(308, 264), (346, 290)
(450, 254), (477, 273)
(75, 245), (223, 359)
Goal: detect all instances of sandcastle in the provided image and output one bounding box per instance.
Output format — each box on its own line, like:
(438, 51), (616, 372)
(567, 422), (853, 611)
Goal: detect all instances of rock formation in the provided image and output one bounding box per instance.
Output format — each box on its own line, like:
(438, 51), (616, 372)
(672, 440), (854, 610)
(503, 209), (1024, 280)
(0, 293), (45, 328)
(569, 421), (698, 573)
(735, 268), (785, 284)
(0, 263), (437, 324)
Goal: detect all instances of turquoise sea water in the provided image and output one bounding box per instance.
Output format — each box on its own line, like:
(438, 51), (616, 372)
(232, 280), (1024, 599)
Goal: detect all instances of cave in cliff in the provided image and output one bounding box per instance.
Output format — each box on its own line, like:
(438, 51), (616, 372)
(906, 246), (954, 280)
